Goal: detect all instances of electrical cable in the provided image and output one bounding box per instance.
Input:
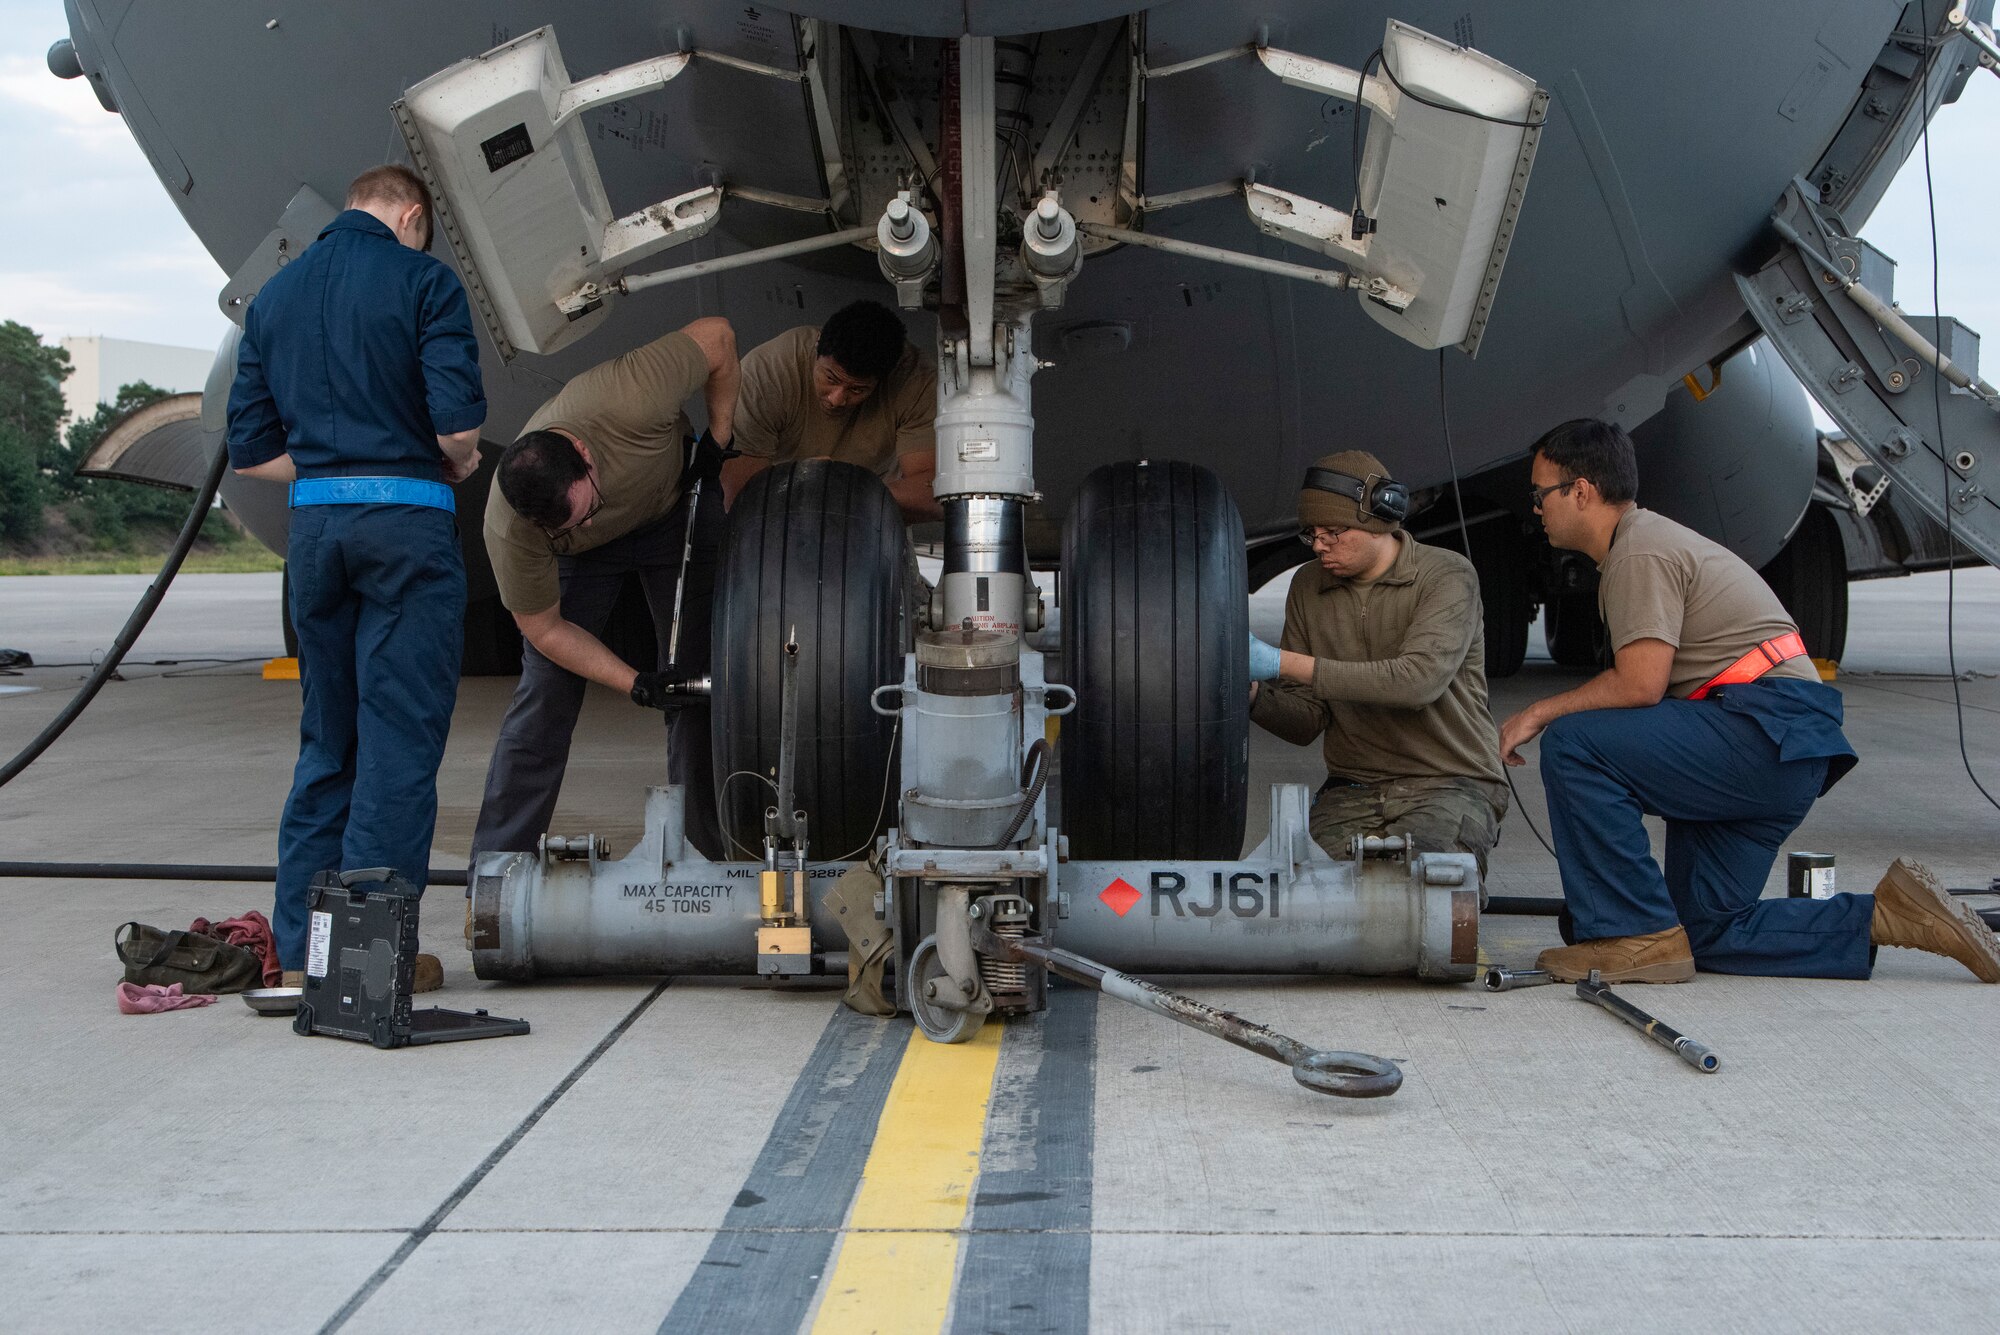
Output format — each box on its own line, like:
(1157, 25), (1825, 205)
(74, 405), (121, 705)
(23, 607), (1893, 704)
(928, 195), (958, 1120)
(1377, 45), (1549, 129)
(1437, 348), (1560, 860)
(0, 442), (229, 790)
(1917, 2), (2000, 815)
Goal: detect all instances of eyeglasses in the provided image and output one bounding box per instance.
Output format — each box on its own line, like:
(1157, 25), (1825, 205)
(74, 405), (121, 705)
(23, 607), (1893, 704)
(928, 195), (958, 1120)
(1297, 525), (1351, 548)
(1529, 478), (1579, 511)
(541, 472), (602, 543)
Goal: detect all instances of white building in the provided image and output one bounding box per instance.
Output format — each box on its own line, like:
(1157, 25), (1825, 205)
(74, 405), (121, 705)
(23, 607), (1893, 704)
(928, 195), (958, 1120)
(59, 336), (214, 424)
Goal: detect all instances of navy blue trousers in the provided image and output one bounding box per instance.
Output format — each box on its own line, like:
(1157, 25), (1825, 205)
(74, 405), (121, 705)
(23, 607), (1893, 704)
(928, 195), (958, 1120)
(274, 504), (464, 968)
(1539, 698), (1873, 979)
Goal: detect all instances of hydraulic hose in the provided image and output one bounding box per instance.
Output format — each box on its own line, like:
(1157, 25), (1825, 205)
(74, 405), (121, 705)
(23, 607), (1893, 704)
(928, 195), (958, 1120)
(0, 861), (469, 887)
(0, 441), (230, 790)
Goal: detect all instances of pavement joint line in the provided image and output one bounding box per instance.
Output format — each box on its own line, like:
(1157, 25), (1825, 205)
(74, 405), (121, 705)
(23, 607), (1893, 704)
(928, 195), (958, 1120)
(808, 1023), (1005, 1335)
(312, 979), (672, 1335)
(1839, 677), (2000, 717)
(15, 1227), (2000, 1242)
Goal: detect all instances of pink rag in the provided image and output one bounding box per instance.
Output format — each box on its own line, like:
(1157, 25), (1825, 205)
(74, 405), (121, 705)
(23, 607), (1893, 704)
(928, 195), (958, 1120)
(189, 910), (281, 986)
(117, 982), (218, 1014)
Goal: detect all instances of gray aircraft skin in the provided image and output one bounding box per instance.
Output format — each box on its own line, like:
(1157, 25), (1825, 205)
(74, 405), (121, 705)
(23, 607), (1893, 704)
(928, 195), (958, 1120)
(50, 0), (1995, 662)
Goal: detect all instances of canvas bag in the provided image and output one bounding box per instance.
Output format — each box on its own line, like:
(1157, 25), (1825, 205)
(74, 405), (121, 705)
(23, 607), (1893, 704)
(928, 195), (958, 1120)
(114, 921), (261, 993)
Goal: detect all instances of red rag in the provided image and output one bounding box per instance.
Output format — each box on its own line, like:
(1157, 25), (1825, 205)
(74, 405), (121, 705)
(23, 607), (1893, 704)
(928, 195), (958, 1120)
(117, 982), (218, 1014)
(190, 910), (281, 986)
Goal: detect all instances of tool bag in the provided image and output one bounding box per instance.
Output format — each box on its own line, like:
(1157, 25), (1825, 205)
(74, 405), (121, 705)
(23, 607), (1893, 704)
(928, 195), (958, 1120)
(114, 921), (261, 994)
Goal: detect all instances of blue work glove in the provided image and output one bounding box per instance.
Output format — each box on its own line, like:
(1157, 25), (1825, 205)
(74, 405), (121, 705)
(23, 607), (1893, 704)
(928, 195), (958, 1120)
(1247, 632), (1283, 682)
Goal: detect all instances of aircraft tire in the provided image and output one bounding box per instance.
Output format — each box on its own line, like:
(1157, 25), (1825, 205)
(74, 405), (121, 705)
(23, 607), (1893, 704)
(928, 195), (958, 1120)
(1544, 583), (1611, 670)
(1759, 501), (1848, 662)
(1437, 516), (1532, 679)
(1060, 460), (1249, 860)
(710, 460), (907, 860)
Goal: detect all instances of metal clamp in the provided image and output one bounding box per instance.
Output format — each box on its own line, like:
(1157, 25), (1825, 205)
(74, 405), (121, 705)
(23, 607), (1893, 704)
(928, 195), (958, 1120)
(1039, 683), (1078, 716)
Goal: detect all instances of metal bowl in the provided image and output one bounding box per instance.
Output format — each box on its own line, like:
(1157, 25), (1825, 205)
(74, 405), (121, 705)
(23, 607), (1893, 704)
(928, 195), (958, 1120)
(241, 986), (302, 1016)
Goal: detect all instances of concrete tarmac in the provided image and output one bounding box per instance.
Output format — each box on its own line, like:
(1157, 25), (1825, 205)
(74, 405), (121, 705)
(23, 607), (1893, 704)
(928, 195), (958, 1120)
(2, 568), (1997, 1333)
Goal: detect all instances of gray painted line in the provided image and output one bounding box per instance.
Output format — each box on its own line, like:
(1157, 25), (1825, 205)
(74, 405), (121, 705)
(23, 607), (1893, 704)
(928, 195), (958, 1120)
(318, 980), (671, 1335)
(657, 1005), (907, 1335)
(950, 987), (1099, 1335)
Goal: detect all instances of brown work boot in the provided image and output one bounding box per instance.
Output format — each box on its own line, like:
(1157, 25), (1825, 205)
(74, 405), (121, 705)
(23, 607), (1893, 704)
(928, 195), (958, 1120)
(281, 969), (304, 989)
(412, 953), (444, 994)
(1870, 858), (2000, 982)
(1537, 926), (1696, 984)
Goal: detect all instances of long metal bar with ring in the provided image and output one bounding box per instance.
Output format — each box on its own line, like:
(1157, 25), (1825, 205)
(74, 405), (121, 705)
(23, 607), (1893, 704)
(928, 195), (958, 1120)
(968, 921), (1401, 1098)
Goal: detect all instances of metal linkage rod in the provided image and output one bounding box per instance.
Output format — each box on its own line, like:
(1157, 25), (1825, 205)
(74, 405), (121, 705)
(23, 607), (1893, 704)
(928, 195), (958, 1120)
(971, 923), (1401, 1098)
(620, 224), (875, 295)
(1079, 220), (1359, 290)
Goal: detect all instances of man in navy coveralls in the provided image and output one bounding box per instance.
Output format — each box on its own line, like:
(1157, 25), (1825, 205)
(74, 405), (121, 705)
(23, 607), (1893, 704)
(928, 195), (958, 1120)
(226, 165), (485, 989)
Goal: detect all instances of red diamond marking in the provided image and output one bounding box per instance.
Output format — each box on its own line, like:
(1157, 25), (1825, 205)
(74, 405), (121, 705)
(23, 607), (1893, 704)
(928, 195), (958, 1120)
(1099, 877), (1141, 917)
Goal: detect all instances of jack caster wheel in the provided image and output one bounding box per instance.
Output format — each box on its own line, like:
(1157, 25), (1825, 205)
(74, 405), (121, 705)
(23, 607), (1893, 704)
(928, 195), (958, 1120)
(907, 934), (984, 1045)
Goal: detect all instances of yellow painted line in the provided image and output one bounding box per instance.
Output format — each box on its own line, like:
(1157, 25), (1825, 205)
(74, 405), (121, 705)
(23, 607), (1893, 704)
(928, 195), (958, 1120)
(810, 1023), (1004, 1335)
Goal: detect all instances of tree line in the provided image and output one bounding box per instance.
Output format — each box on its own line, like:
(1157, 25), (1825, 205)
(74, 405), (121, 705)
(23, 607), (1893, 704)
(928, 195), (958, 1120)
(0, 319), (236, 554)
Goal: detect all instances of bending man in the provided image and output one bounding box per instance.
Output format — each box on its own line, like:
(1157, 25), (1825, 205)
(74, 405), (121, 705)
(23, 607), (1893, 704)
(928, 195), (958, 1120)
(720, 300), (939, 522)
(1499, 418), (1999, 984)
(226, 165), (485, 991)
(1247, 451), (1508, 876)
(472, 320), (738, 865)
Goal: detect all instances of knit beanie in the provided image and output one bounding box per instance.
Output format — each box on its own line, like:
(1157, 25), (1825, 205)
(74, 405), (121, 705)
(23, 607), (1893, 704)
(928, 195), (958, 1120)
(1298, 450), (1400, 534)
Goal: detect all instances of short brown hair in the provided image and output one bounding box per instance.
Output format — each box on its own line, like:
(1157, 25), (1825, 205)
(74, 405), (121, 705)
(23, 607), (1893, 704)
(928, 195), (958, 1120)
(346, 165), (434, 250)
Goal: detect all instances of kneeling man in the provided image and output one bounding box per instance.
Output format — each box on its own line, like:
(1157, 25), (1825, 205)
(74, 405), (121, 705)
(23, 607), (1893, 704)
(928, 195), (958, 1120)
(1248, 451), (1508, 875)
(1499, 418), (1999, 984)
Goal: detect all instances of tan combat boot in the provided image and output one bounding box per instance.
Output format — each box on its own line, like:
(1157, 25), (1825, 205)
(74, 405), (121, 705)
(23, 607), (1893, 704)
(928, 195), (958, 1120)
(281, 970), (304, 989)
(1537, 925), (1696, 984)
(412, 953), (444, 994)
(1870, 859), (2000, 982)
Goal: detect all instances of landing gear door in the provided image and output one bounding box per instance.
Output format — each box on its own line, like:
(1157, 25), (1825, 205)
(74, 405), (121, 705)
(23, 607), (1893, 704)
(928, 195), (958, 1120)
(1738, 181), (2000, 569)
(395, 26), (714, 360)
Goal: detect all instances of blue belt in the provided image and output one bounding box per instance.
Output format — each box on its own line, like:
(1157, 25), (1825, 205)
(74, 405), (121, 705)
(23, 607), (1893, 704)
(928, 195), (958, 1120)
(289, 477), (455, 513)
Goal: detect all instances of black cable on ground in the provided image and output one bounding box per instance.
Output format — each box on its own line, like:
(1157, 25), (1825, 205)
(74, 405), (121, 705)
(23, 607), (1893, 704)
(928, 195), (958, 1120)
(1917, 2), (2000, 815)
(0, 861), (469, 886)
(0, 442), (230, 790)
(1437, 348), (1561, 860)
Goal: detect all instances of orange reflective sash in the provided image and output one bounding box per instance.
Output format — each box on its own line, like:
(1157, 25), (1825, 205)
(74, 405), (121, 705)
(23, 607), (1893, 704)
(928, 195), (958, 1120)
(1687, 631), (1808, 700)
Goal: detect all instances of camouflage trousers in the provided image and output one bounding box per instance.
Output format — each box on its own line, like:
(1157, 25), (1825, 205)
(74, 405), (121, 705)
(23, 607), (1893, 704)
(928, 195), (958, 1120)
(1308, 775), (1508, 879)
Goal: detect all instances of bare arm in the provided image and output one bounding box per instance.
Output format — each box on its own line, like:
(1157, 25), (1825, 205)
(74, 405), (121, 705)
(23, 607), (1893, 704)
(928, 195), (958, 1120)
(887, 449), (943, 523)
(682, 317), (739, 444)
(1497, 638), (1675, 765)
(438, 428), (482, 483)
(235, 454), (297, 483)
(512, 603), (640, 695)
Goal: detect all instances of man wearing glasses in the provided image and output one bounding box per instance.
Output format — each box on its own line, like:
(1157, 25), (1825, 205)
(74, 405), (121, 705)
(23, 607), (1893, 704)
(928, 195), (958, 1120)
(1498, 417), (1999, 985)
(1245, 451), (1509, 882)
(471, 317), (740, 866)
(718, 300), (939, 522)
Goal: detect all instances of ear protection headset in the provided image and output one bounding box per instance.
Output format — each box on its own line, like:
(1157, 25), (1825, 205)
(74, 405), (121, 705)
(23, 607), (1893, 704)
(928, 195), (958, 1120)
(1302, 466), (1410, 524)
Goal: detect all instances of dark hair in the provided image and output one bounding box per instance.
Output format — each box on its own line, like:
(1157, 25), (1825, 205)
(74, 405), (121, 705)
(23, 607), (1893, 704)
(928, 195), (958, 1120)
(497, 430), (588, 531)
(347, 164), (435, 250)
(816, 300), (907, 382)
(1531, 417), (1639, 504)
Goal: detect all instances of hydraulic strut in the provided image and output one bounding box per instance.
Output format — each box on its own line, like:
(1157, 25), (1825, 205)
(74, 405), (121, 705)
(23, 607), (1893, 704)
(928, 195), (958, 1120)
(968, 919), (1402, 1099)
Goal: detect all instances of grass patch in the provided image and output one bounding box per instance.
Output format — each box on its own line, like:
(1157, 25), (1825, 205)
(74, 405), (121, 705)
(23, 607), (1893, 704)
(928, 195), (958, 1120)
(0, 549), (285, 576)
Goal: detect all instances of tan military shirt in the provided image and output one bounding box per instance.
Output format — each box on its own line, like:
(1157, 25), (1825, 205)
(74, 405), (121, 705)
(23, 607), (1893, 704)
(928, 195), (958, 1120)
(1598, 507), (1817, 698)
(1249, 532), (1507, 800)
(733, 326), (936, 477)
(483, 331), (707, 614)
